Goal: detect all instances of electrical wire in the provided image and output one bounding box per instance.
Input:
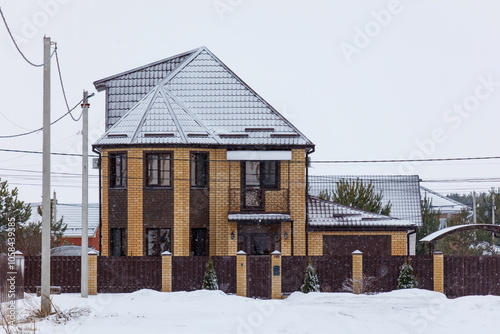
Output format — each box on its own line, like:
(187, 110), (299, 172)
(54, 48), (82, 121)
(0, 6), (56, 67)
(0, 98), (84, 139)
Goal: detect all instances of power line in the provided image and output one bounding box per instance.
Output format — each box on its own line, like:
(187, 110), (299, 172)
(0, 98), (84, 139)
(0, 6), (56, 67)
(0, 148), (97, 157)
(54, 48), (83, 121)
(310, 156), (500, 164)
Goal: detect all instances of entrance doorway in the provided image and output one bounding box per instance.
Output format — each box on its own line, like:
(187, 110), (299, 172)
(238, 223), (280, 255)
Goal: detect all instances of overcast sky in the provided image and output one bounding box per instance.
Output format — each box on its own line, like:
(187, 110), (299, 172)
(1, 0), (500, 204)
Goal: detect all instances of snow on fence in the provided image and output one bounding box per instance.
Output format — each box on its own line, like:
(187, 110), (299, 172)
(19, 254), (500, 299)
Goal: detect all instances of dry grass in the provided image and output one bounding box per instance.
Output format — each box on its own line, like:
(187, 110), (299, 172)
(342, 274), (377, 294)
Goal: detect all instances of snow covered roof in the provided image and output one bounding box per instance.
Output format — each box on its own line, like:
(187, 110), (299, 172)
(419, 224), (500, 242)
(28, 203), (99, 238)
(228, 213), (291, 222)
(308, 175), (422, 227)
(93, 46), (313, 149)
(420, 186), (470, 214)
(307, 197), (416, 228)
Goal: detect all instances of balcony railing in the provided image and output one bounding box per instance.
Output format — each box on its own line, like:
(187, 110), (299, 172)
(229, 188), (289, 213)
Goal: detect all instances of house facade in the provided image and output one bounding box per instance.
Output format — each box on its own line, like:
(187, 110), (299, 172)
(93, 47), (415, 258)
(93, 47), (314, 257)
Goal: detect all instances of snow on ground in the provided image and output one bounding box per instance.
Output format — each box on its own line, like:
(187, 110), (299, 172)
(9, 289), (500, 334)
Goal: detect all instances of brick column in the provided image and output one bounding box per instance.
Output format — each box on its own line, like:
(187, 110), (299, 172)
(174, 149), (190, 256)
(162, 251), (172, 292)
(127, 148), (144, 256)
(88, 250), (98, 295)
(433, 251), (444, 293)
(236, 251), (247, 297)
(271, 250), (282, 299)
(352, 250), (363, 294)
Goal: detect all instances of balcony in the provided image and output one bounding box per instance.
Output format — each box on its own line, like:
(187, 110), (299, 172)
(229, 188), (289, 213)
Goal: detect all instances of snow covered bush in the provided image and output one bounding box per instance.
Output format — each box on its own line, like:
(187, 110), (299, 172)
(202, 259), (219, 290)
(397, 262), (418, 289)
(301, 263), (320, 293)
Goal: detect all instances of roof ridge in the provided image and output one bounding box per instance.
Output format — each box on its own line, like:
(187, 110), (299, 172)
(420, 186), (469, 207)
(131, 86), (162, 143)
(93, 47), (203, 91)
(158, 87), (188, 142)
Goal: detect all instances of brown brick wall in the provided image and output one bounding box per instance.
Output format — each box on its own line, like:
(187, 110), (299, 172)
(308, 231), (408, 256)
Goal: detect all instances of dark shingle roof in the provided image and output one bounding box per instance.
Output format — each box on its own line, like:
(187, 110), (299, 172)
(307, 196), (415, 228)
(93, 47), (313, 148)
(308, 175), (422, 227)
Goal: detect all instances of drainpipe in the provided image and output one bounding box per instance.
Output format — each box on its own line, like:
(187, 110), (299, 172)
(305, 146), (315, 256)
(92, 147), (102, 255)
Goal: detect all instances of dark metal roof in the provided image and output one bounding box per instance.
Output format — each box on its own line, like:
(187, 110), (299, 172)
(93, 47), (314, 149)
(308, 175), (423, 227)
(307, 196), (415, 228)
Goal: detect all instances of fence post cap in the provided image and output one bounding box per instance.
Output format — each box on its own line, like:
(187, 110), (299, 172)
(352, 250), (363, 255)
(13, 250), (23, 256)
(271, 250), (281, 255)
(433, 251), (444, 255)
(237, 250), (247, 255)
(161, 251), (172, 256)
(88, 249), (99, 255)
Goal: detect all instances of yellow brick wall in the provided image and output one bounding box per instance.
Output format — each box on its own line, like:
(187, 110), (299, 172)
(281, 222), (292, 256)
(212, 149), (230, 256)
(352, 253), (363, 294)
(290, 149), (307, 255)
(127, 148), (144, 256)
(173, 149), (190, 256)
(162, 254), (172, 292)
(433, 252), (444, 293)
(101, 149), (109, 256)
(88, 254), (97, 295)
(236, 253), (247, 297)
(308, 231), (408, 256)
(228, 222), (238, 255)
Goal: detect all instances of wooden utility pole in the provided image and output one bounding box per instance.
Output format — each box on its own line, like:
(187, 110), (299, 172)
(41, 36), (52, 316)
(81, 90), (89, 298)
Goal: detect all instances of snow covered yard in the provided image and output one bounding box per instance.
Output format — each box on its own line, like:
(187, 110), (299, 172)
(9, 289), (500, 334)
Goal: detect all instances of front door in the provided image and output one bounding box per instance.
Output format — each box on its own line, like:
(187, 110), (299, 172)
(238, 223), (280, 255)
(191, 228), (207, 256)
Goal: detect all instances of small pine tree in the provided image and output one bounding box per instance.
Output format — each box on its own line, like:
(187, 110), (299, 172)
(202, 259), (219, 290)
(301, 263), (320, 293)
(397, 261), (418, 289)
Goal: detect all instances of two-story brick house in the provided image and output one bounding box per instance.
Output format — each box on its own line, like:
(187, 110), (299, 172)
(93, 47), (415, 258)
(92, 47), (314, 257)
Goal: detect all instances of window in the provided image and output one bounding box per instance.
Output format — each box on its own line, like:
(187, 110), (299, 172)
(190, 153), (208, 188)
(110, 228), (127, 256)
(146, 153), (171, 187)
(243, 161), (279, 189)
(109, 153), (127, 188)
(146, 228), (171, 256)
(191, 228), (207, 256)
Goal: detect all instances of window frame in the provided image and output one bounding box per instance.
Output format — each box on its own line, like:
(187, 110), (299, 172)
(145, 152), (173, 188)
(241, 160), (280, 189)
(145, 228), (172, 256)
(109, 152), (127, 188)
(190, 152), (209, 188)
(110, 227), (127, 256)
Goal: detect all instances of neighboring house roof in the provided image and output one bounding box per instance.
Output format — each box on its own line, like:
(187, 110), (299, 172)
(307, 196), (415, 228)
(28, 203), (99, 238)
(308, 175), (423, 227)
(420, 186), (470, 215)
(93, 46), (313, 149)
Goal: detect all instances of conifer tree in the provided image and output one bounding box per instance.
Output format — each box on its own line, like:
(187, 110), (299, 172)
(301, 263), (320, 293)
(397, 261), (418, 289)
(202, 259), (219, 290)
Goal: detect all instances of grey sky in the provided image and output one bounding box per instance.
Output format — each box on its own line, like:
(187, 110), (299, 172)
(1, 0), (500, 204)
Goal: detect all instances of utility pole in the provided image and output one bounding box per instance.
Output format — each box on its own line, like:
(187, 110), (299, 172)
(41, 36), (51, 316)
(473, 191), (477, 224)
(492, 192), (496, 225)
(53, 191), (57, 227)
(81, 90), (89, 298)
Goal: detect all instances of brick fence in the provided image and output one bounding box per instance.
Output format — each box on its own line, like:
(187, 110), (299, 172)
(15, 251), (500, 299)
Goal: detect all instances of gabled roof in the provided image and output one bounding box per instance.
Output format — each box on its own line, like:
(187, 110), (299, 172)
(94, 47), (313, 148)
(307, 196), (415, 228)
(308, 175), (422, 227)
(28, 203), (99, 238)
(420, 186), (470, 214)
